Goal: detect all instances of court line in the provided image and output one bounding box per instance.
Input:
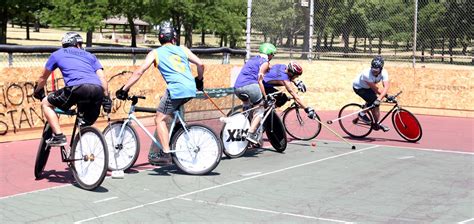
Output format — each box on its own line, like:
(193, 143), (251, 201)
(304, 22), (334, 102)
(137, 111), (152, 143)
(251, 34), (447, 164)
(93, 196), (118, 204)
(458, 217), (474, 224)
(74, 145), (379, 223)
(297, 139), (474, 155)
(0, 184), (71, 200)
(179, 197), (353, 223)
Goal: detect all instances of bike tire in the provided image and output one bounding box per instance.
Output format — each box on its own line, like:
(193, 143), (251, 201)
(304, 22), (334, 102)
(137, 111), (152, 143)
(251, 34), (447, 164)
(171, 124), (222, 175)
(392, 109), (423, 142)
(282, 107), (322, 140)
(338, 103), (373, 138)
(71, 126), (108, 190)
(264, 111), (287, 152)
(34, 123), (52, 179)
(220, 111), (250, 158)
(103, 121), (140, 171)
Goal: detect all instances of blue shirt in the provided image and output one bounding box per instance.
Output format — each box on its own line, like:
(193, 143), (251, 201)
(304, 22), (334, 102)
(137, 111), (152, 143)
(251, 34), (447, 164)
(45, 47), (103, 87)
(263, 64), (289, 88)
(234, 55), (268, 88)
(155, 45), (196, 99)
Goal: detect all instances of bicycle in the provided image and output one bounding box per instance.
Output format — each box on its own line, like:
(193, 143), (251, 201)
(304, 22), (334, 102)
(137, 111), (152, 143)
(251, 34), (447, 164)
(34, 108), (109, 191)
(220, 91), (287, 158)
(333, 91), (423, 142)
(103, 95), (222, 175)
(281, 96), (322, 141)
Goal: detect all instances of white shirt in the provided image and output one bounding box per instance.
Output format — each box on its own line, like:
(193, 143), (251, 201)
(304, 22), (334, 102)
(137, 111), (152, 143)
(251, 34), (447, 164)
(353, 68), (389, 89)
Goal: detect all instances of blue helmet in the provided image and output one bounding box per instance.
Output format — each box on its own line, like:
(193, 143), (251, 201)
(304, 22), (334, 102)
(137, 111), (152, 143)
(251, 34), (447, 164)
(371, 56), (384, 69)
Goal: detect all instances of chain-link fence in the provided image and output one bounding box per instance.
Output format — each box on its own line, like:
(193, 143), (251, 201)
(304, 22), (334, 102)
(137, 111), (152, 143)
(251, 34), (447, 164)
(248, 0), (472, 66)
(0, 49), (246, 68)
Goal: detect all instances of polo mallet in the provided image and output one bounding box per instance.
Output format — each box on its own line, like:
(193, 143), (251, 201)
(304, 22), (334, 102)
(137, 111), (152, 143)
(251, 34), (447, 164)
(202, 90), (226, 116)
(326, 105), (375, 125)
(107, 112), (124, 179)
(312, 116), (356, 150)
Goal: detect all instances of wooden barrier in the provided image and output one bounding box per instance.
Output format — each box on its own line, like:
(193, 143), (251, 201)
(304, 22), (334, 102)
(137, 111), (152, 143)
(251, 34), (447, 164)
(1, 62), (472, 142)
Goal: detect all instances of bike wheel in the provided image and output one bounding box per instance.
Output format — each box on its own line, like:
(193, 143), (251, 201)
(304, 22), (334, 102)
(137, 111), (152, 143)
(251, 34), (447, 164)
(71, 126), (108, 190)
(338, 103), (373, 138)
(103, 121), (140, 171)
(34, 123), (52, 179)
(220, 111), (250, 158)
(171, 124), (222, 175)
(392, 109), (423, 142)
(264, 111), (287, 152)
(283, 107), (322, 140)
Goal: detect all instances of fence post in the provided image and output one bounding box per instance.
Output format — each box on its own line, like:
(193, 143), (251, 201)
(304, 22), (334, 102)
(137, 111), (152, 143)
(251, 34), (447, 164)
(246, 0), (252, 60)
(222, 53), (230, 64)
(8, 52), (13, 67)
(412, 0), (418, 68)
(308, 0), (314, 62)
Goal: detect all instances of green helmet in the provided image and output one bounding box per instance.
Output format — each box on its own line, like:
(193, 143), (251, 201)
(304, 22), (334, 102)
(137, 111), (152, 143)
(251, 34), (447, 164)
(259, 43), (276, 55)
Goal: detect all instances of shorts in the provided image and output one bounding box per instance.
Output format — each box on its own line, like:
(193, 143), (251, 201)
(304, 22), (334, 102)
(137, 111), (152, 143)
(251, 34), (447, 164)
(265, 86), (289, 108)
(353, 87), (377, 106)
(234, 84), (263, 105)
(157, 90), (192, 115)
(47, 84), (104, 125)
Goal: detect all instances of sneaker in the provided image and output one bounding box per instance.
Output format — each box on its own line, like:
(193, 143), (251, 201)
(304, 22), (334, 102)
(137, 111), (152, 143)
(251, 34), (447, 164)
(358, 113), (371, 124)
(379, 124), (390, 132)
(246, 132), (259, 144)
(46, 134), (67, 147)
(149, 152), (173, 166)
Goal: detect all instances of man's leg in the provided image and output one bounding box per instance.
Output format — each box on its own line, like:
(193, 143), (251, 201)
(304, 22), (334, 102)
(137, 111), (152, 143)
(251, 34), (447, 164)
(154, 112), (170, 153)
(42, 98), (61, 134)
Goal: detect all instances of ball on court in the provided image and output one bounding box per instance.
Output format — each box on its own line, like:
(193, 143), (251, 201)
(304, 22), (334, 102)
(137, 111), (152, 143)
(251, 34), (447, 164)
(351, 146), (356, 150)
(311, 142), (317, 147)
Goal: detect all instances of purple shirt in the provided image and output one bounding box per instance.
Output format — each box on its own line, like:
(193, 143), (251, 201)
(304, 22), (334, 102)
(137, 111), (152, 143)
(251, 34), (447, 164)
(234, 55), (268, 88)
(45, 47), (103, 87)
(263, 64), (289, 88)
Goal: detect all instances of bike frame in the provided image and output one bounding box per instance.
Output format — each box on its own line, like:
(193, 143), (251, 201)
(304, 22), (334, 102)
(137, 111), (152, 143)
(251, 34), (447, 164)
(114, 101), (194, 154)
(367, 100), (401, 126)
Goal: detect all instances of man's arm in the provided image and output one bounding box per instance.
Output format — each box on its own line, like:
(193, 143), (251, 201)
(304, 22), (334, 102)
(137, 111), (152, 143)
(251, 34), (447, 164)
(378, 81), (390, 100)
(258, 62), (270, 97)
(35, 68), (52, 90)
(185, 47), (204, 79)
(96, 69), (108, 96)
(283, 80), (307, 109)
(123, 51), (156, 90)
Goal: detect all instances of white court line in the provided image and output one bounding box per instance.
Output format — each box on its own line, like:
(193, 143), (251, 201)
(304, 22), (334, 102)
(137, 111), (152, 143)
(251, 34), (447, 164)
(296, 139), (474, 155)
(74, 145), (378, 223)
(0, 184), (71, 200)
(459, 218), (474, 224)
(93, 196), (118, 204)
(179, 197), (353, 223)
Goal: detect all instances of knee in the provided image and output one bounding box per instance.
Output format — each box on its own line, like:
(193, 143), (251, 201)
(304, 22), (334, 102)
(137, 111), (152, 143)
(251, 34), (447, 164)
(154, 113), (167, 126)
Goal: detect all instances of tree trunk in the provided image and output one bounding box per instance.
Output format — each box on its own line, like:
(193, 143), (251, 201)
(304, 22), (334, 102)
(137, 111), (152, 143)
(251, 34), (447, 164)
(378, 36), (382, 54)
(430, 38), (435, 57)
(421, 46), (425, 62)
(368, 37), (373, 54)
(448, 38), (455, 64)
(342, 26), (350, 56)
(26, 17), (30, 40)
(127, 16), (137, 47)
(441, 37), (445, 62)
(86, 30), (93, 47)
(330, 34), (335, 49)
(0, 6), (7, 44)
(323, 33), (328, 49)
(352, 36), (357, 52)
(363, 37), (367, 53)
(184, 21), (193, 48)
(201, 27), (205, 46)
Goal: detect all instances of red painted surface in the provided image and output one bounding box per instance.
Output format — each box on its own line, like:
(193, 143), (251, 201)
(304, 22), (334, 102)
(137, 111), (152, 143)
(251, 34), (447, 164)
(0, 111), (472, 197)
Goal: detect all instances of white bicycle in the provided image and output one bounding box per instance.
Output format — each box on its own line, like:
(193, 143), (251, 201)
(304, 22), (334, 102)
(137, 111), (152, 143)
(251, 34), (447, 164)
(103, 95), (222, 175)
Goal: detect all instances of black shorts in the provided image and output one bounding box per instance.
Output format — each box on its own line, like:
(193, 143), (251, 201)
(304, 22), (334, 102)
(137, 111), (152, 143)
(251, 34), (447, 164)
(47, 84), (104, 125)
(353, 87), (377, 106)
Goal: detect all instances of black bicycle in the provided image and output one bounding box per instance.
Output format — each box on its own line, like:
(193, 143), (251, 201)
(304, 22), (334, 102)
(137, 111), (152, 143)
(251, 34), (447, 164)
(333, 91), (423, 142)
(221, 92), (287, 158)
(34, 108), (108, 190)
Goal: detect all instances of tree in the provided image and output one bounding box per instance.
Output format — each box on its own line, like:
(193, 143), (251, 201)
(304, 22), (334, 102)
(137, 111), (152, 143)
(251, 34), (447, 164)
(108, 0), (147, 47)
(418, 2), (446, 61)
(41, 0), (108, 47)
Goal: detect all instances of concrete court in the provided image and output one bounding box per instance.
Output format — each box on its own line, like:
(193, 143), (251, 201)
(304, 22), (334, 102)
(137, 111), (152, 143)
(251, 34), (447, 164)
(1, 139), (473, 224)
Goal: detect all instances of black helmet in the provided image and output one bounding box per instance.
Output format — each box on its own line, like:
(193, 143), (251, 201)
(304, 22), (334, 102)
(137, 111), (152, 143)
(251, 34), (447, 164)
(371, 56), (384, 69)
(158, 21), (176, 44)
(61, 32), (83, 48)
